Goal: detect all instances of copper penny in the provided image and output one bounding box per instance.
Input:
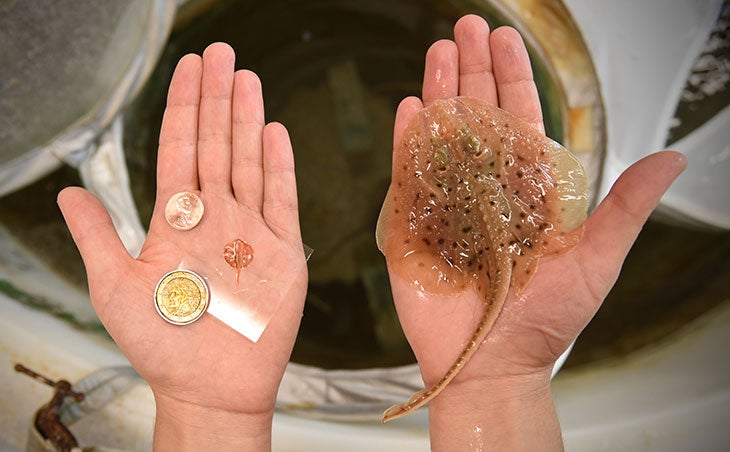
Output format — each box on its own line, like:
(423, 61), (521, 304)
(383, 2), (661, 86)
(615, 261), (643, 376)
(164, 191), (204, 231)
(224, 239), (254, 285)
(154, 269), (209, 325)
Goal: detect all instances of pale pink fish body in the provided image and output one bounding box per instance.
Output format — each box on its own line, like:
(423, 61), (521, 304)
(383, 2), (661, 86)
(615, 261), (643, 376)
(376, 96), (588, 422)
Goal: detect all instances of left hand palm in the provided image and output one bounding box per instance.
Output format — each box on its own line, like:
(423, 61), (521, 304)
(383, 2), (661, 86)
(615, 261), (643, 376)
(58, 43), (307, 415)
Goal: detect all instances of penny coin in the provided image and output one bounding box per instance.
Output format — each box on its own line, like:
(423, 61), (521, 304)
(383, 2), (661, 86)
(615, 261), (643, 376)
(164, 191), (204, 231)
(154, 269), (209, 325)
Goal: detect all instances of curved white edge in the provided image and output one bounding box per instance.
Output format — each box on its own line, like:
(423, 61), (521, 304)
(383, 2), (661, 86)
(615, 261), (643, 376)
(564, 0), (724, 204)
(0, 224), (97, 324)
(0, 0), (175, 200)
(658, 105), (730, 229)
(0, 146), (64, 198)
(3, 289), (729, 450)
(557, 300), (730, 451)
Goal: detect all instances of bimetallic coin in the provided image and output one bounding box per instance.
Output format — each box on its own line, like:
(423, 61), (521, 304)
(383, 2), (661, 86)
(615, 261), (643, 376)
(165, 191), (204, 231)
(154, 269), (209, 325)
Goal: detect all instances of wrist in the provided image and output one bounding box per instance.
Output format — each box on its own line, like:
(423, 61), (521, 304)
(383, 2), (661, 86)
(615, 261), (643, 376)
(428, 371), (563, 452)
(430, 369), (553, 418)
(153, 393), (273, 451)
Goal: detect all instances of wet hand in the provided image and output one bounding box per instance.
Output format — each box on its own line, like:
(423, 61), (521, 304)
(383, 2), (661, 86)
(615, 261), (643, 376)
(386, 15), (686, 393)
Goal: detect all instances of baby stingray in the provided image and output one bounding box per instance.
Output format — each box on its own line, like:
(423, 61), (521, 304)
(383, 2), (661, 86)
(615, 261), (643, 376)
(376, 96), (589, 422)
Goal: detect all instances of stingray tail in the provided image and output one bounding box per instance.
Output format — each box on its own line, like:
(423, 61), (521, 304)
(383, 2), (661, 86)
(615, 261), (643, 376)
(381, 309), (495, 422)
(382, 254), (512, 423)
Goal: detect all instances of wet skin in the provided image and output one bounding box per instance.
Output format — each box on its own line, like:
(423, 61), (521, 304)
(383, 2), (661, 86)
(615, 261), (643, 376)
(377, 97), (588, 421)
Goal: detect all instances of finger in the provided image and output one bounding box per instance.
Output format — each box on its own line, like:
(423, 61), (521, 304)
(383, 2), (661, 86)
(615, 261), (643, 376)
(57, 187), (133, 312)
(231, 69), (265, 211)
(578, 151), (687, 295)
(490, 26), (545, 134)
(197, 42), (236, 194)
(454, 15), (498, 103)
(392, 96), (424, 153)
(157, 54), (202, 197)
(262, 122), (301, 243)
(422, 40), (459, 106)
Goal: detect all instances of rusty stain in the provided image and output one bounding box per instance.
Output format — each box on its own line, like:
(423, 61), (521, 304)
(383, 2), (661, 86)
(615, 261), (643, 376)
(14, 363), (84, 452)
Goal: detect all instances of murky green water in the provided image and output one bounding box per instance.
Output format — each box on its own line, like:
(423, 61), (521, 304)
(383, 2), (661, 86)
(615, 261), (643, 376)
(121, 0), (566, 369)
(568, 221), (730, 366)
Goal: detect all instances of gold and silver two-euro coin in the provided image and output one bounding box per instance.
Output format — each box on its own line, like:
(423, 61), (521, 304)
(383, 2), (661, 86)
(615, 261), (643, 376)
(154, 269), (209, 325)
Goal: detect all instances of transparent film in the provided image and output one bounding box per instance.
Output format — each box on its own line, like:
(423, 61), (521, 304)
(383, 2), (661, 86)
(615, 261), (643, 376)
(156, 194), (312, 342)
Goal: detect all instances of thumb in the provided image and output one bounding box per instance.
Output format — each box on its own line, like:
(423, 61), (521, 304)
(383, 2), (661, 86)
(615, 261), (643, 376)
(57, 186), (133, 309)
(392, 97), (423, 152)
(577, 151), (687, 297)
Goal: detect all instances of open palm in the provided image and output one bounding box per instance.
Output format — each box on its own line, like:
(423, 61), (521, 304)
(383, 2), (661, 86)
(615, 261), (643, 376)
(57, 43), (307, 417)
(385, 16), (686, 389)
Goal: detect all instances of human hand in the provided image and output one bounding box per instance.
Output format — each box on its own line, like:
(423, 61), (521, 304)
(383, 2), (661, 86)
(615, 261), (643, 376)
(58, 43), (307, 450)
(382, 14), (685, 444)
